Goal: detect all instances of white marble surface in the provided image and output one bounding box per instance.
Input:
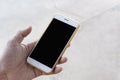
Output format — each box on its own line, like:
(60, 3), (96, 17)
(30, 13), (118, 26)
(0, 0), (120, 80)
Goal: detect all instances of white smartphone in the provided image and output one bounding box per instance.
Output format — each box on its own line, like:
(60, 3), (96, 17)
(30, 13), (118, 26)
(27, 15), (80, 73)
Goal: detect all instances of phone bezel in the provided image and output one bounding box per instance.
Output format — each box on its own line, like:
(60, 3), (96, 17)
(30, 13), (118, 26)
(27, 15), (79, 73)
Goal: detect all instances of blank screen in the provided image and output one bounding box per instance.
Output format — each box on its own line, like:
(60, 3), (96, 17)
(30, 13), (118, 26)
(30, 18), (76, 68)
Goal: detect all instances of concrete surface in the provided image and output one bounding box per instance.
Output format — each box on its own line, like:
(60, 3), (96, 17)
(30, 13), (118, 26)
(0, 0), (120, 80)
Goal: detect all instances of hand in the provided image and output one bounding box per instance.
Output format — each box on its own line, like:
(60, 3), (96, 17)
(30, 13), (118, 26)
(0, 27), (68, 80)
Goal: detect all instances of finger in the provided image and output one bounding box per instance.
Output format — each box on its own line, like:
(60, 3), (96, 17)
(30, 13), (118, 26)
(33, 67), (62, 76)
(26, 41), (37, 56)
(52, 67), (62, 74)
(58, 57), (68, 64)
(13, 26), (32, 43)
(33, 67), (43, 77)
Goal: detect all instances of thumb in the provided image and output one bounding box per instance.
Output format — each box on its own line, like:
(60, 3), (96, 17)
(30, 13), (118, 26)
(26, 41), (37, 56)
(13, 26), (32, 43)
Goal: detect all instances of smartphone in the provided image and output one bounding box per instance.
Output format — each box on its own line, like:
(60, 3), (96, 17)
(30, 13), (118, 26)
(27, 15), (80, 73)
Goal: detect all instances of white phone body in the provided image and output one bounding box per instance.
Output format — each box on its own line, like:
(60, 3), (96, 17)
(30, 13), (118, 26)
(27, 15), (80, 73)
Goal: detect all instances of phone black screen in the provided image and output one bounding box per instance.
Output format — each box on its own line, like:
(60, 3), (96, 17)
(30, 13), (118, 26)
(30, 18), (76, 68)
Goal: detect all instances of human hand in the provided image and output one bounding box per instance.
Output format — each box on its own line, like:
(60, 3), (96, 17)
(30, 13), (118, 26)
(0, 27), (68, 80)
